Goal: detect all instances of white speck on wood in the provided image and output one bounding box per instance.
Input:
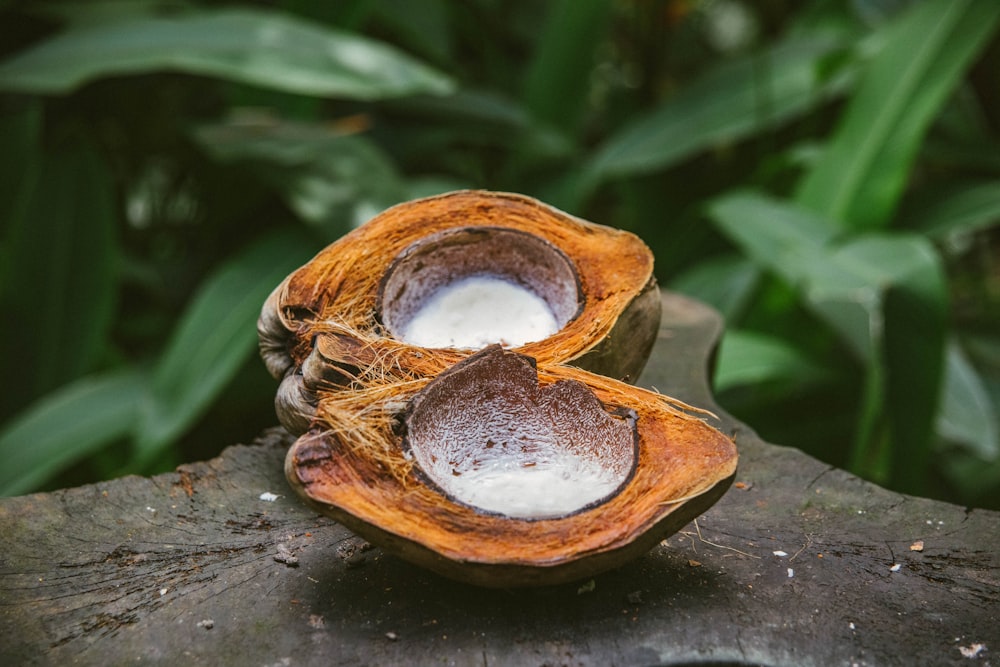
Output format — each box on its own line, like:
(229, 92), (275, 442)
(958, 643), (986, 659)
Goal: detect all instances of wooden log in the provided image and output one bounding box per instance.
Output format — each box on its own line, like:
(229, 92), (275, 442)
(1, 293), (997, 666)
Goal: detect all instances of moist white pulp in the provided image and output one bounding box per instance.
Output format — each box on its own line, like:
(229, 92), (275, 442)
(401, 276), (558, 349)
(444, 451), (622, 519)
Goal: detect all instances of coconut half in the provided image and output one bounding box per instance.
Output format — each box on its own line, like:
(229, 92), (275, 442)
(259, 190), (737, 586)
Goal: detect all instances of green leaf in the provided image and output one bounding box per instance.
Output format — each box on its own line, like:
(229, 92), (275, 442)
(873, 238), (948, 492)
(708, 191), (949, 490)
(903, 179), (1000, 241)
(586, 33), (852, 181)
(194, 118), (404, 235)
(709, 192), (947, 362)
(794, 0), (1000, 229)
(0, 8), (454, 99)
(705, 190), (839, 290)
(0, 143), (119, 417)
(0, 101), (42, 245)
(942, 451), (1000, 508)
(937, 340), (999, 460)
(28, 1), (187, 27)
(388, 88), (531, 129)
(669, 254), (761, 322)
(0, 370), (144, 497)
(522, 0), (611, 137)
(135, 228), (316, 459)
(372, 0), (452, 63)
(714, 329), (829, 393)
(380, 88), (572, 160)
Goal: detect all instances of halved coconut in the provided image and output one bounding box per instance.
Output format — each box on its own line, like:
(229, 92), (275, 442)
(286, 346), (736, 587)
(258, 190), (662, 432)
(259, 190), (737, 587)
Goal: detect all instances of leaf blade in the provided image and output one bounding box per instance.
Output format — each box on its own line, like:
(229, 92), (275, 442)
(194, 119), (405, 236)
(714, 329), (829, 393)
(794, 0), (1000, 228)
(522, 0), (612, 137)
(669, 254), (761, 322)
(0, 8), (454, 99)
(135, 228), (316, 459)
(903, 179), (1000, 240)
(0, 370), (144, 497)
(586, 34), (851, 181)
(936, 340), (999, 461)
(0, 143), (119, 416)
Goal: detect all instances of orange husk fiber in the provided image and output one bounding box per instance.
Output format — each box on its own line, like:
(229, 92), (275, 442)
(260, 190), (737, 586)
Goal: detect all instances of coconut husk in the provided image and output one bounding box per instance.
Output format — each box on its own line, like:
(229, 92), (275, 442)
(258, 190), (737, 587)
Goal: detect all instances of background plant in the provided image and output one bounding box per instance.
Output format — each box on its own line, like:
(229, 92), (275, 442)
(1, 0), (998, 508)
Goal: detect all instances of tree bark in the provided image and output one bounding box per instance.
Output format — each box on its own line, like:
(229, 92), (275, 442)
(1, 293), (997, 666)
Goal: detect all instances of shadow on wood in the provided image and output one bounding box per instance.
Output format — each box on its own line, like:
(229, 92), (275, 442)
(1, 293), (997, 666)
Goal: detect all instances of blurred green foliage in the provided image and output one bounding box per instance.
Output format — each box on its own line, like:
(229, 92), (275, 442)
(1, 0), (998, 508)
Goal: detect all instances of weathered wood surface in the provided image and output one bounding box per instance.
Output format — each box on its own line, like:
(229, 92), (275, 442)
(1, 293), (997, 667)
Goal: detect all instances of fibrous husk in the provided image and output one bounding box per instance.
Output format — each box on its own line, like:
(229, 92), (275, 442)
(258, 190), (737, 587)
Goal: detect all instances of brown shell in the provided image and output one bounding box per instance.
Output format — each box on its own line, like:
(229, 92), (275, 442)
(258, 190), (662, 431)
(259, 190), (737, 587)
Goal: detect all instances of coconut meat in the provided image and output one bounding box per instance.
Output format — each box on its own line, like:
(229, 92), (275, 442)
(400, 275), (559, 349)
(404, 346), (637, 521)
(441, 449), (624, 519)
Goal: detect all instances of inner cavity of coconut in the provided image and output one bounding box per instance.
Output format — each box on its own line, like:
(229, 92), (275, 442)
(404, 346), (637, 520)
(378, 227), (581, 349)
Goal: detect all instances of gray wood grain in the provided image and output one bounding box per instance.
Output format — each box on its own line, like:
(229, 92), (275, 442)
(1, 293), (997, 667)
